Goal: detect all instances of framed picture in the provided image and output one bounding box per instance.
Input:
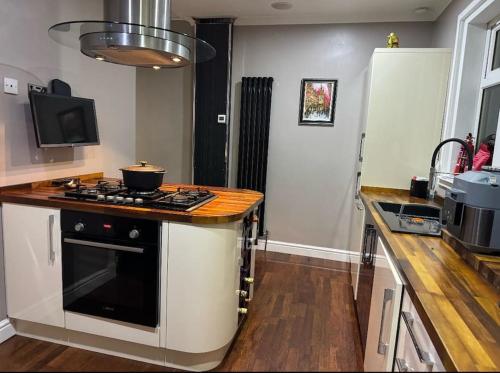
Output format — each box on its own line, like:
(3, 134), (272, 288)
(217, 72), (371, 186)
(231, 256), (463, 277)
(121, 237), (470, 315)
(298, 79), (338, 126)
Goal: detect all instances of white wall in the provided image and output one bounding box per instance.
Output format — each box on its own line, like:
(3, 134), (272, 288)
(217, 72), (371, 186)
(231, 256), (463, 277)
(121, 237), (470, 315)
(432, 0), (473, 49)
(230, 22), (434, 249)
(0, 0), (136, 185)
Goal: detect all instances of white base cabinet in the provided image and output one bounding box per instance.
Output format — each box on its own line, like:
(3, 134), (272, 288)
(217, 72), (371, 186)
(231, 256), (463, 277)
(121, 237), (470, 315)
(166, 222), (240, 354)
(2, 203), (64, 328)
(364, 237), (404, 372)
(395, 289), (445, 372)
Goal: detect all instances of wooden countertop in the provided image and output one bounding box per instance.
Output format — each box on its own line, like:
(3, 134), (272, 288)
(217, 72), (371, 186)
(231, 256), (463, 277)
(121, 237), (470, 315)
(0, 175), (263, 224)
(360, 188), (500, 372)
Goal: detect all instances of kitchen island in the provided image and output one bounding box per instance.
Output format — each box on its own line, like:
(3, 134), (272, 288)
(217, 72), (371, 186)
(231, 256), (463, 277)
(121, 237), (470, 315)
(0, 173), (263, 371)
(360, 187), (500, 372)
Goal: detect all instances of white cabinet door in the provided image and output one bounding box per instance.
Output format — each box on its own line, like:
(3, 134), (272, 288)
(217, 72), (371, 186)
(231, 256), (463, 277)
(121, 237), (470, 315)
(349, 198), (365, 299)
(395, 290), (445, 372)
(364, 237), (404, 372)
(166, 222), (239, 354)
(2, 203), (64, 327)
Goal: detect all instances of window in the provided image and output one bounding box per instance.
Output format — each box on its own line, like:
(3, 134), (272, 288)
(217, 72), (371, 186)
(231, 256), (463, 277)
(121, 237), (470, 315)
(439, 0), (500, 183)
(476, 84), (500, 152)
(475, 21), (500, 160)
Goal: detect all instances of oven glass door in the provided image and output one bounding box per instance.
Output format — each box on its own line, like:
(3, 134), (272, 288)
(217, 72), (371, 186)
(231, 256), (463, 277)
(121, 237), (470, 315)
(62, 236), (159, 327)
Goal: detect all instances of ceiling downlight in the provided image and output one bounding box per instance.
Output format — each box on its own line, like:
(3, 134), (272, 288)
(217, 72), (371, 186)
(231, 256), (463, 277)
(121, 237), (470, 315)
(271, 1), (293, 10)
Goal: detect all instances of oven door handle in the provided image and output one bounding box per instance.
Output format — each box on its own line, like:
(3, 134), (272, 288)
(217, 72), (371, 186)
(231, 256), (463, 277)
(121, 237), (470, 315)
(63, 238), (145, 254)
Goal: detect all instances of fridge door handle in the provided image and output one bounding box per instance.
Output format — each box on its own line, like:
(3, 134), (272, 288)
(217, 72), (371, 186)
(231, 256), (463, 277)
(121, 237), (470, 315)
(358, 133), (366, 162)
(376, 288), (394, 355)
(354, 172), (362, 200)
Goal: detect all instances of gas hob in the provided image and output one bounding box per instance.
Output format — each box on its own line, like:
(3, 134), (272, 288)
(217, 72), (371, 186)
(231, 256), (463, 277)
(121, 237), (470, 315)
(49, 180), (217, 212)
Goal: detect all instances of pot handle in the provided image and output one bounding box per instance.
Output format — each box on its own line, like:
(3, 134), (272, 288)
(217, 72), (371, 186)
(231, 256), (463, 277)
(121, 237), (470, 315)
(139, 161), (148, 167)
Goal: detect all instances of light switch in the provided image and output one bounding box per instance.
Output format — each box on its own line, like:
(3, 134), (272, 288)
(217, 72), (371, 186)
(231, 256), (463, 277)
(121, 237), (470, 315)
(4, 77), (18, 95)
(217, 114), (227, 124)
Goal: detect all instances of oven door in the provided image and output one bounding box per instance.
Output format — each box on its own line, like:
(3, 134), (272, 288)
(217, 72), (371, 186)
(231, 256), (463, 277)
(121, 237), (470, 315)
(62, 236), (159, 327)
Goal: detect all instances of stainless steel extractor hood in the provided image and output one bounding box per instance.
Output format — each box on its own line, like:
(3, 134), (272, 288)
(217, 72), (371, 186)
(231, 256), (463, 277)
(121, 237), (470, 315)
(48, 0), (215, 68)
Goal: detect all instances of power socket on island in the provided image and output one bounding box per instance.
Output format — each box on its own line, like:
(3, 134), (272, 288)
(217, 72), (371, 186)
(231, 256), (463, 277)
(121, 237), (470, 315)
(4, 77), (18, 95)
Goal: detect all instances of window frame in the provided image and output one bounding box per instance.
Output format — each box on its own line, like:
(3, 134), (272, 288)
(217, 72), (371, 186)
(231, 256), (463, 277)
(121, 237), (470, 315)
(438, 0), (500, 193)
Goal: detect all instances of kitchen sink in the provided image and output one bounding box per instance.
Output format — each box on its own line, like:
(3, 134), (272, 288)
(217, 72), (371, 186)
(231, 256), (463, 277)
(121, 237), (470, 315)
(373, 201), (442, 236)
(376, 202), (403, 214)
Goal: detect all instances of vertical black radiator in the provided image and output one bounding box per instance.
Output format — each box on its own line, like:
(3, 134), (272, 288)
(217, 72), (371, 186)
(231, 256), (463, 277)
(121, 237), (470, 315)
(237, 77), (273, 236)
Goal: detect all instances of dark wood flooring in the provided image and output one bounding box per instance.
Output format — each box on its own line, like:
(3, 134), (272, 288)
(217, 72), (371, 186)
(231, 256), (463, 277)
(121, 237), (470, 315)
(0, 251), (363, 372)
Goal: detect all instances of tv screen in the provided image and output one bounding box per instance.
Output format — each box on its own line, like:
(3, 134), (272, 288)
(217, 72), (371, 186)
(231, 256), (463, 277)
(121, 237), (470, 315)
(29, 92), (100, 147)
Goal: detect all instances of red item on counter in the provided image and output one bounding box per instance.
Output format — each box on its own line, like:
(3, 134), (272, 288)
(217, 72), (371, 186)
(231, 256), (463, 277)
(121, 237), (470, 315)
(473, 143), (492, 171)
(454, 133), (475, 174)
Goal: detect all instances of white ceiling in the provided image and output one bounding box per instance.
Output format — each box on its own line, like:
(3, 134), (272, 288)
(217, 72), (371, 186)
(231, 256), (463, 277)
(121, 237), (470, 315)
(171, 0), (453, 25)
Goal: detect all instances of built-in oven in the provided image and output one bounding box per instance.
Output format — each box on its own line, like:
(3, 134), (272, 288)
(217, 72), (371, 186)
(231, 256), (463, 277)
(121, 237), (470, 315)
(61, 210), (160, 327)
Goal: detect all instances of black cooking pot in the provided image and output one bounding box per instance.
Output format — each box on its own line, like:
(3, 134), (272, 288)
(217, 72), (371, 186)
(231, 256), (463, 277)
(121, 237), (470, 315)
(120, 161), (166, 191)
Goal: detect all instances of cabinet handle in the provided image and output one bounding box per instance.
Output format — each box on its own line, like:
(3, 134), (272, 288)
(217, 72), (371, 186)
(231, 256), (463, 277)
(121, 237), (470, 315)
(396, 358), (412, 372)
(358, 133), (366, 162)
(48, 214), (55, 263)
(377, 288), (394, 355)
(354, 172), (362, 200)
(401, 311), (434, 367)
(361, 225), (376, 265)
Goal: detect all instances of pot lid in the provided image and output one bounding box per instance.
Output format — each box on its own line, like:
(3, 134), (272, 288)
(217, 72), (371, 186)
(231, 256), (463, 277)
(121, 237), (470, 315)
(48, 0), (216, 69)
(122, 161), (165, 172)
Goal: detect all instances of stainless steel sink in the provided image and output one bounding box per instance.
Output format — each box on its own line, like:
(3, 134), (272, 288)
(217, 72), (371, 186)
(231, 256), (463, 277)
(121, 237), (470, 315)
(373, 201), (442, 236)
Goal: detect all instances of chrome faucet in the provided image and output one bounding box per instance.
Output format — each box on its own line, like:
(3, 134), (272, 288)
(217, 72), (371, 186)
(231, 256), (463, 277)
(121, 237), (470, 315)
(427, 138), (474, 199)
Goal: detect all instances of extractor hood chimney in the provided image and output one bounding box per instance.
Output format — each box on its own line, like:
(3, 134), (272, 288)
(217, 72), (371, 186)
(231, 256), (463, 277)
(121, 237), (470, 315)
(48, 0), (215, 68)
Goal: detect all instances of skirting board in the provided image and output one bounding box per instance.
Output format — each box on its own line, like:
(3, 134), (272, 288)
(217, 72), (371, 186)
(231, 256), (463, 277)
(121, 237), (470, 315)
(0, 319), (15, 344)
(255, 239), (360, 264)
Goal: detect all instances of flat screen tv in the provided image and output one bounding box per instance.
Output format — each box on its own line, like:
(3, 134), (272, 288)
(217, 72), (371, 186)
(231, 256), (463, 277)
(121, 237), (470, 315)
(29, 91), (100, 148)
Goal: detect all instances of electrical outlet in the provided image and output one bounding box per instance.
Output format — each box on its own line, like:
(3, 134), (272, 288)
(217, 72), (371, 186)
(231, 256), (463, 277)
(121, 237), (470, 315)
(4, 77), (18, 95)
(217, 114), (227, 124)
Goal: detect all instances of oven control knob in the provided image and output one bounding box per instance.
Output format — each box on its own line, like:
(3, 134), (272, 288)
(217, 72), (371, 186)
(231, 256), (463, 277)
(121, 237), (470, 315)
(74, 222), (85, 232)
(115, 196), (124, 203)
(106, 196), (115, 202)
(129, 229), (140, 239)
(124, 197), (134, 204)
(135, 198), (144, 205)
(97, 194), (106, 201)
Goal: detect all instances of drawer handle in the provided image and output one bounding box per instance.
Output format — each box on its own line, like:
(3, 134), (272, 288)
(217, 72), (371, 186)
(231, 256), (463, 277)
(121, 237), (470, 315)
(396, 358), (412, 372)
(48, 214), (55, 263)
(401, 311), (434, 367)
(377, 288), (394, 355)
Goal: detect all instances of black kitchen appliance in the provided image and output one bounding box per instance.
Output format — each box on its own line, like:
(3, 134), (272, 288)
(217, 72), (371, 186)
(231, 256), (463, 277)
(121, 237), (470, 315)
(443, 169), (500, 253)
(410, 176), (429, 198)
(356, 222), (378, 355)
(61, 210), (160, 327)
(50, 180), (217, 212)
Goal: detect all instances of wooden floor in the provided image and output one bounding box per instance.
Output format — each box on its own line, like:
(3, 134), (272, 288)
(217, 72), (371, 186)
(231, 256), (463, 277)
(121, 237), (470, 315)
(0, 251), (363, 372)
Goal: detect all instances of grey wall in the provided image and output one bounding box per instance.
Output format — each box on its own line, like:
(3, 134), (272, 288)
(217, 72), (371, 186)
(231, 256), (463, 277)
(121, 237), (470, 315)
(136, 21), (194, 184)
(432, 0), (473, 48)
(230, 22), (434, 249)
(0, 0), (136, 185)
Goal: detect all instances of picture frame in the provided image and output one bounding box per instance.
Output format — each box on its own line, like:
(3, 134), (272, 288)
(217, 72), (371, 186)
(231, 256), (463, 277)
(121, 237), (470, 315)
(298, 79), (338, 126)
